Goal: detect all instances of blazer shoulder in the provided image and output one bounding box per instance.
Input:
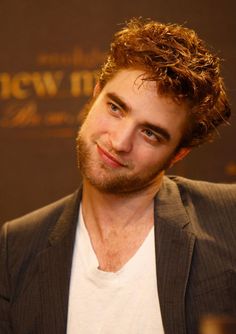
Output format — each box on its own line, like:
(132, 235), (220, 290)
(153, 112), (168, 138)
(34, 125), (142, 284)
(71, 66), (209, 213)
(0, 190), (81, 284)
(4, 193), (75, 233)
(1, 190), (80, 253)
(168, 175), (236, 207)
(166, 175), (236, 240)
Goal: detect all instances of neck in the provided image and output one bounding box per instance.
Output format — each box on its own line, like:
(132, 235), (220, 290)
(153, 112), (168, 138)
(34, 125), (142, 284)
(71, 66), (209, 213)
(80, 175), (164, 272)
(81, 174), (164, 235)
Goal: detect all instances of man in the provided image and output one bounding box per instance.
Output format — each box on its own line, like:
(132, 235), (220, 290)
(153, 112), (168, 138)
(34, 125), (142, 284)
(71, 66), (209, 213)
(0, 18), (235, 334)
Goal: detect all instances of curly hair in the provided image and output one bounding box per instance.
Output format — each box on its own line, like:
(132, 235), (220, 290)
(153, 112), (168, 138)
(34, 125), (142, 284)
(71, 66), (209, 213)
(98, 18), (231, 148)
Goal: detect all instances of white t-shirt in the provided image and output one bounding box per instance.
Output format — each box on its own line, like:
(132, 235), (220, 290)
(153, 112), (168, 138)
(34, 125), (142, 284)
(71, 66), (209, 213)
(67, 207), (164, 334)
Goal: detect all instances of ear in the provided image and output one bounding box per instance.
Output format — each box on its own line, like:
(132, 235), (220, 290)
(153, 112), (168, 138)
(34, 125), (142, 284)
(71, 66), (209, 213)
(169, 147), (191, 168)
(93, 82), (101, 97)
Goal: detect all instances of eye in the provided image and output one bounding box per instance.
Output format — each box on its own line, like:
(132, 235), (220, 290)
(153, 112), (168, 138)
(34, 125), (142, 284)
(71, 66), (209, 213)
(108, 102), (121, 116)
(142, 129), (161, 143)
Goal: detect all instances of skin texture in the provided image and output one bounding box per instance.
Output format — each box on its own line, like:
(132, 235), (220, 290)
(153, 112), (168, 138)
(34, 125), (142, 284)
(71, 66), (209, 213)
(77, 69), (190, 196)
(76, 68), (191, 271)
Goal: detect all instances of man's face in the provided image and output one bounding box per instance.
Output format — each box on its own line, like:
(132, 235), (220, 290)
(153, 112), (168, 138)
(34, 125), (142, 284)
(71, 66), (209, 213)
(77, 69), (188, 195)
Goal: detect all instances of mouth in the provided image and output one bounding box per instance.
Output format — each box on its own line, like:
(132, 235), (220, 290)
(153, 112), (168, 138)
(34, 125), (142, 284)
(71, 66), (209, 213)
(96, 144), (127, 168)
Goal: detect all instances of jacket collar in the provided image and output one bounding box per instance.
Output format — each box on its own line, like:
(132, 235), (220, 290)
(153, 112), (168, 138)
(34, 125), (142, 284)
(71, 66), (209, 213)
(38, 188), (82, 333)
(38, 177), (195, 334)
(154, 176), (196, 334)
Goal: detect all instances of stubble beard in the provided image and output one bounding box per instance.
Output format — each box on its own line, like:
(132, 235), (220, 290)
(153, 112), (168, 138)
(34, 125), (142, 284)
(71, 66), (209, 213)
(76, 132), (173, 195)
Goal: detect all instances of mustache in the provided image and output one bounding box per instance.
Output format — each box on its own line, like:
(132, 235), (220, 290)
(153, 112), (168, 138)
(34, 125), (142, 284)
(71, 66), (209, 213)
(96, 142), (131, 168)
(77, 131), (133, 169)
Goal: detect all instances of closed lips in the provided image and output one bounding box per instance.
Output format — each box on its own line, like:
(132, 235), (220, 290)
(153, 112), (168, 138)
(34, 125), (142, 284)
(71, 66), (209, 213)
(97, 144), (126, 167)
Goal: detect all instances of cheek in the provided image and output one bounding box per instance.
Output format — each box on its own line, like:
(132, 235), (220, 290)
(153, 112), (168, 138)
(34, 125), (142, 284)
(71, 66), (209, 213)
(132, 147), (156, 166)
(81, 113), (111, 142)
(133, 145), (174, 169)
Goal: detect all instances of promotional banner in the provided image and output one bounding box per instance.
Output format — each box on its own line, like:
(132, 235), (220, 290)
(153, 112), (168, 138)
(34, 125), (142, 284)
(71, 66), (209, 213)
(1, 0), (235, 223)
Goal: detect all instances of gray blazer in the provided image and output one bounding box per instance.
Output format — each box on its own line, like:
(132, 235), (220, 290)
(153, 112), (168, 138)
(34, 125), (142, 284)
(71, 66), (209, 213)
(0, 176), (236, 334)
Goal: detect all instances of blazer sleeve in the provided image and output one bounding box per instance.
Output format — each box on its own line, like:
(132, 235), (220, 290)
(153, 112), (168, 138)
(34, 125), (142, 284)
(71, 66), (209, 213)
(0, 223), (13, 334)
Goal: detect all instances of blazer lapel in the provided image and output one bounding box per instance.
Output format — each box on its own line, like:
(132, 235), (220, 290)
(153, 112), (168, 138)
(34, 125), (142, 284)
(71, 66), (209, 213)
(38, 189), (81, 334)
(154, 177), (195, 334)
(36, 177), (194, 333)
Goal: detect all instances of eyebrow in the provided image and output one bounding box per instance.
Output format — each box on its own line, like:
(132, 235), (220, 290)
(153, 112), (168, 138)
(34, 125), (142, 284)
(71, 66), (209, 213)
(106, 92), (171, 142)
(142, 122), (171, 141)
(106, 92), (131, 112)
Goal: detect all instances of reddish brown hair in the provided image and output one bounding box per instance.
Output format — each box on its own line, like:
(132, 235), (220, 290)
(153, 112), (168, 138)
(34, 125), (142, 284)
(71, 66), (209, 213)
(98, 18), (231, 148)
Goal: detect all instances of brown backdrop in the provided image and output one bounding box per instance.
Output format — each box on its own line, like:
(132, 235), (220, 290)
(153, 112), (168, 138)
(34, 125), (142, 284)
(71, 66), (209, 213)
(0, 0), (236, 224)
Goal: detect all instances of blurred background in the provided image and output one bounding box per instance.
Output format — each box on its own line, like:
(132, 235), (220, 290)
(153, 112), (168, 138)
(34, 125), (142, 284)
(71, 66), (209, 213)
(0, 0), (236, 224)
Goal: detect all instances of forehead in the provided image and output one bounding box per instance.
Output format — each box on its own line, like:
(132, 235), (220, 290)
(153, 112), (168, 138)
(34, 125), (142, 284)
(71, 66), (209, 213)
(95, 69), (190, 145)
(102, 69), (158, 98)
(100, 69), (188, 124)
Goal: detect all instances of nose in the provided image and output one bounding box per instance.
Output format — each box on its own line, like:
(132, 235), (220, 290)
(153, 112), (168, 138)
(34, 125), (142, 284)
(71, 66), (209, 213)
(109, 122), (134, 153)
